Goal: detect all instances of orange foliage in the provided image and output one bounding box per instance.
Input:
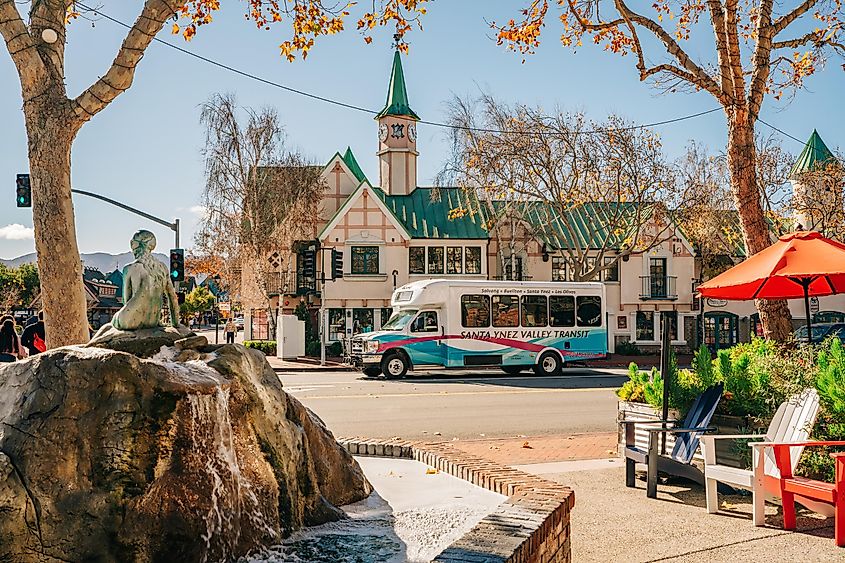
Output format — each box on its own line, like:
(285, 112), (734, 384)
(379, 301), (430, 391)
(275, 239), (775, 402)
(171, 0), (428, 61)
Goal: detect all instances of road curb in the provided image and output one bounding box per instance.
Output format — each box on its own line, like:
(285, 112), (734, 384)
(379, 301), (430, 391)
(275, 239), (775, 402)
(272, 365), (356, 373)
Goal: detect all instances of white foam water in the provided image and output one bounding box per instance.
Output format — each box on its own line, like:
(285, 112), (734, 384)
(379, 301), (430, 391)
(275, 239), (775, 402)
(188, 387), (278, 562)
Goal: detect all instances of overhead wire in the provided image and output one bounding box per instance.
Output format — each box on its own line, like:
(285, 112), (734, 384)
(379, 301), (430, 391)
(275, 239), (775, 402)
(76, 2), (729, 137)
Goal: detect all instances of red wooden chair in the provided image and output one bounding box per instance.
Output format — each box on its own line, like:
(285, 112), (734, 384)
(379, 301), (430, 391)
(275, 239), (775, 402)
(761, 440), (845, 547)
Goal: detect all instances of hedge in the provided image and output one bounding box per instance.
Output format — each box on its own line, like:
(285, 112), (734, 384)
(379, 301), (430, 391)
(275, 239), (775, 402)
(243, 340), (276, 356)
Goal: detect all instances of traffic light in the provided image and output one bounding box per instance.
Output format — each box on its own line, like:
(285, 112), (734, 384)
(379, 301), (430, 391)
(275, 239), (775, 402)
(331, 249), (343, 280)
(302, 249), (316, 278)
(15, 174), (30, 208)
(169, 248), (185, 282)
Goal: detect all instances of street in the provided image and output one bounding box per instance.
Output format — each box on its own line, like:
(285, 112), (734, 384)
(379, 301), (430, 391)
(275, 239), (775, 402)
(280, 367), (627, 441)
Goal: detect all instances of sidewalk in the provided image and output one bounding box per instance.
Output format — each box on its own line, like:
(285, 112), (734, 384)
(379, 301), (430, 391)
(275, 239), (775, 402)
(446, 432), (617, 466)
(265, 355), (354, 372)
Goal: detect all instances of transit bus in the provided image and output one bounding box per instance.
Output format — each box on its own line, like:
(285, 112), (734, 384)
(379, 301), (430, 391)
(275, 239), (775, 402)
(349, 279), (607, 378)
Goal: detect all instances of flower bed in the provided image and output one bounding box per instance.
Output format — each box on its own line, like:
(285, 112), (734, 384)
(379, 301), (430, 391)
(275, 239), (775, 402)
(618, 339), (845, 479)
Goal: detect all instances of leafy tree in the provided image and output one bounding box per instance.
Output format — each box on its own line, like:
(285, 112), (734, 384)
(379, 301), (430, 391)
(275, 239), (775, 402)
(0, 263), (40, 311)
(440, 94), (694, 281)
(195, 93), (326, 336)
(0, 0), (427, 347)
(181, 286), (215, 321)
(494, 0), (845, 340)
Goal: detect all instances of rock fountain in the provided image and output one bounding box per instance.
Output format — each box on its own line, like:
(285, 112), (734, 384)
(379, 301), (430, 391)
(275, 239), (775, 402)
(0, 231), (371, 562)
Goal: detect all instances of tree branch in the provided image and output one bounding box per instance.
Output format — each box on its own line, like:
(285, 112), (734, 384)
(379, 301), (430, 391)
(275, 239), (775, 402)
(705, 0), (734, 98)
(748, 0), (775, 120)
(0, 0), (44, 79)
(772, 0), (819, 35)
(613, 0), (725, 102)
(73, 0), (183, 122)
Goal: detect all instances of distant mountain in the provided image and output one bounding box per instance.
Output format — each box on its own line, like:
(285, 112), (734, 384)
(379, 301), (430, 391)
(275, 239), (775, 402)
(1, 252), (168, 273)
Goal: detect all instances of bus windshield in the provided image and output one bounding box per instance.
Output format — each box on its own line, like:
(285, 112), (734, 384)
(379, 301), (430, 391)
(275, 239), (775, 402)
(381, 310), (417, 330)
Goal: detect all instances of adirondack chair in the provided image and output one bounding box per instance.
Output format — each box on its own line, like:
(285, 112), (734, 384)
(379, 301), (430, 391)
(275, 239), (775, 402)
(701, 388), (820, 524)
(622, 382), (724, 498)
(755, 440), (845, 547)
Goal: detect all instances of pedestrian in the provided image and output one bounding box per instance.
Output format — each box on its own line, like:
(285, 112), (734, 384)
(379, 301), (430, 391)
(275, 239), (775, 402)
(224, 318), (237, 344)
(21, 311), (46, 356)
(0, 319), (24, 362)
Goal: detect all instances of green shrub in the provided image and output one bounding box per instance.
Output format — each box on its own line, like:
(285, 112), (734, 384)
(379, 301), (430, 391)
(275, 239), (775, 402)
(327, 341), (343, 357)
(244, 340), (277, 355)
(816, 337), (845, 417)
(615, 340), (642, 356)
(306, 341), (321, 357)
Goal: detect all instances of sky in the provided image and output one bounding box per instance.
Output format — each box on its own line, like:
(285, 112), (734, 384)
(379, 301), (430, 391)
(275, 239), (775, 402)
(1, 2), (844, 260)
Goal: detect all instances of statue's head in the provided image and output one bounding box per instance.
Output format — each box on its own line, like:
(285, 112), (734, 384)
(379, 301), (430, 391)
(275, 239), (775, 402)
(130, 230), (156, 259)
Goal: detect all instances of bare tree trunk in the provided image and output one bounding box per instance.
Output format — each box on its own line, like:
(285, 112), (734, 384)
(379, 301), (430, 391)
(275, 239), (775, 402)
(25, 106), (89, 347)
(726, 110), (793, 341)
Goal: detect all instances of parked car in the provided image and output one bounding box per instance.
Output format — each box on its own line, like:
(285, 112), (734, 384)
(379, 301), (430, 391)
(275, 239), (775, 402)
(234, 317), (245, 331)
(793, 322), (845, 344)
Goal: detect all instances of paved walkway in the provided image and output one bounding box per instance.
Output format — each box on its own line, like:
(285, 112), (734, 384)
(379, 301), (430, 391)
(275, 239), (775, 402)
(536, 465), (841, 562)
(447, 432), (618, 465)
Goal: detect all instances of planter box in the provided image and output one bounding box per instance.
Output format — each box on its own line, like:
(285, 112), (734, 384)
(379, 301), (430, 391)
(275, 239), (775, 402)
(617, 401), (755, 469)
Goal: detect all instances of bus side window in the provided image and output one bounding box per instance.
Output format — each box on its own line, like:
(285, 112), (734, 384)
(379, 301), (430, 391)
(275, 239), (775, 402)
(549, 296), (575, 327)
(492, 295), (519, 327)
(461, 294), (490, 328)
(576, 296), (602, 327)
(521, 295), (548, 327)
(412, 311), (439, 333)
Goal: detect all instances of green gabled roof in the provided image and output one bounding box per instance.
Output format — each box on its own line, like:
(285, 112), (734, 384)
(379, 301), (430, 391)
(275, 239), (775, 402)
(511, 201), (647, 251)
(790, 129), (837, 177)
(342, 147), (368, 183)
(375, 50), (420, 120)
(373, 188), (488, 239)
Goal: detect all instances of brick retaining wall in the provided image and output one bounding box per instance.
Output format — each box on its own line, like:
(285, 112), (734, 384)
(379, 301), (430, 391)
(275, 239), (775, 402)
(338, 437), (574, 563)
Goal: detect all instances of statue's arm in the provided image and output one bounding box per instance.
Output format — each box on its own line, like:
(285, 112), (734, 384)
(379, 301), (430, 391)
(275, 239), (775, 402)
(165, 279), (180, 327)
(122, 266), (133, 301)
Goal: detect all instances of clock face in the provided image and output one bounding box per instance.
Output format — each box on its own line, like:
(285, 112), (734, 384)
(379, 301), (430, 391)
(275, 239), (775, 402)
(379, 123), (389, 142)
(407, 124), (417, 142)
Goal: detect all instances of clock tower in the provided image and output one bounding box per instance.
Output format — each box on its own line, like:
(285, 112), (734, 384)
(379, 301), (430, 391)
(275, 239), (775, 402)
(376, 50), (419, 195)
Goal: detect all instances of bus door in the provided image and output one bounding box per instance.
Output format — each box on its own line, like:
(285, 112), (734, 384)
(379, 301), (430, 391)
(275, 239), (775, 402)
(407, 310), (445, 366)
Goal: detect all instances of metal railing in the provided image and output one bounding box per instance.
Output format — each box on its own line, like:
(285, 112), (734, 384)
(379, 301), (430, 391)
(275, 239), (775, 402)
(639, 276), (678, 300)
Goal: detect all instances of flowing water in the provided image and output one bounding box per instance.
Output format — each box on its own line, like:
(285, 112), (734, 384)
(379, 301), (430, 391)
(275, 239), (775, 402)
(188, 386), (278, 562)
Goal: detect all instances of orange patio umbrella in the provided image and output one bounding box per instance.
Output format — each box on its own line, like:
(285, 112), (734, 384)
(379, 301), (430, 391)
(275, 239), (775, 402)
(697, 231), (845, 341)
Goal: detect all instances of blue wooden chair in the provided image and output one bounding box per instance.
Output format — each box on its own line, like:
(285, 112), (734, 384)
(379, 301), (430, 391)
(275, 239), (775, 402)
(622, 382), (724, 498)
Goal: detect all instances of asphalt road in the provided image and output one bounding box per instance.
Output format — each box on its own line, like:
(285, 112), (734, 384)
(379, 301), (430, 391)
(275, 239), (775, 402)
(280, 367), (628, 441)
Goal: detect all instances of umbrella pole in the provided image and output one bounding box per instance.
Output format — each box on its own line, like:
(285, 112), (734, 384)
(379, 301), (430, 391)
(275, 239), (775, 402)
(803, 281), (812, 344)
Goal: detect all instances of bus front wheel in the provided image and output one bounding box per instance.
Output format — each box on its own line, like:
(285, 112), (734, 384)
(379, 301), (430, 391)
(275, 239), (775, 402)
(381, 352), (409, 379)
(534, 351), (562, 376)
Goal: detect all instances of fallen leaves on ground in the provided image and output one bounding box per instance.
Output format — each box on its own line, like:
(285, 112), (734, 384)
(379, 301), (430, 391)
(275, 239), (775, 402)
(425, 467), (440, 475)
(522, 441), (533, 449)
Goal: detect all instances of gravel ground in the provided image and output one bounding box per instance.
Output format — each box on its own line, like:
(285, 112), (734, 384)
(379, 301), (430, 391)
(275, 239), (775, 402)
(539, 465), (841, 562)
(244, 457), (505, 562)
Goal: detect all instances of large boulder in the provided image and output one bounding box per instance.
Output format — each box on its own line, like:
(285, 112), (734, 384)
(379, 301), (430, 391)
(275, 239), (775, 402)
(0, 328), (371, 562)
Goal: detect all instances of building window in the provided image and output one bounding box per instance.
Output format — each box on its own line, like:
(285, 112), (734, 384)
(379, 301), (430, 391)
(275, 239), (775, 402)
(504, 257), (523, 280)
(552, 256), (567, 282)
(428, 247), (444, 274)
(409, 247), (425, 274)
(492, 295), (519, 327)
(461, 294), (490, 328)
(328, 308), (345, 341)
(351, 246), (379, 275)
(603, 257), (619, 282)
(447, 247), (463, 274)
(380, 307), (394, 328)
(636, 311), (655, 341)
(521, 296), (548, 327)
(576, 296), (602, 327)
(649, 257), (667, 297)
(465, 247), (482, 274)
(549, 296), (575, 327)
(584, 257), (598, 280)
(353, 308), (374, 333)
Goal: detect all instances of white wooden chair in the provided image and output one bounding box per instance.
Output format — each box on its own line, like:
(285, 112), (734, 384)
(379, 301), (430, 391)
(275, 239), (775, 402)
(700, 388), (821, 525)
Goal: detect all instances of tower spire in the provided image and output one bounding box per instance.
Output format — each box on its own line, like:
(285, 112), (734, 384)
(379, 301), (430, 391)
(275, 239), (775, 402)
(375, 49), (420, 120)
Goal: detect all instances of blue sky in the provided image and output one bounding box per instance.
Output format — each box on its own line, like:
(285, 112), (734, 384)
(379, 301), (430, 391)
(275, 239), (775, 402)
(1, 2), (843, 259)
